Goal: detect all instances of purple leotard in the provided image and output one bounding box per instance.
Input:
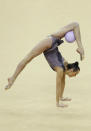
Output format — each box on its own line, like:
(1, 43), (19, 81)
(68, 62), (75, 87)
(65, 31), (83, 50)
(43, 35), (65, 71)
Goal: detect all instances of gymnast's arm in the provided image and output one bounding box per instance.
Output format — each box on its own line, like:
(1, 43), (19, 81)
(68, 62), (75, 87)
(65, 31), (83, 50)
(51, 22), (85, 61)
(51, 22), (79, 39)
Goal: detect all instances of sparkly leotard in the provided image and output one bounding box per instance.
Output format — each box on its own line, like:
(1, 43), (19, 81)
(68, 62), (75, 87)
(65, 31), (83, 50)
(43, 35), (65, 71)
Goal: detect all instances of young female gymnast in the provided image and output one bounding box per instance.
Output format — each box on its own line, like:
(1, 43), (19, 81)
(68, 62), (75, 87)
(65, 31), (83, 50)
(5, 22), (84, 107)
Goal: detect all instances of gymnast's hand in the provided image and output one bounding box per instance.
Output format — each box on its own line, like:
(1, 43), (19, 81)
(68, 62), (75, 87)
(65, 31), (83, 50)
(76, 47), (85, 61)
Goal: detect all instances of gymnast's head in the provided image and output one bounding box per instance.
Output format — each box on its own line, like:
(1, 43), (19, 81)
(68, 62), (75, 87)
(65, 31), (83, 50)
(64, 61), (80, 77)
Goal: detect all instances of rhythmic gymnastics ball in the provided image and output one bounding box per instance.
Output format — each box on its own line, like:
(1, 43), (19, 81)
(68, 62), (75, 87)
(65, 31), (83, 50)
(65, 31), (75, 43)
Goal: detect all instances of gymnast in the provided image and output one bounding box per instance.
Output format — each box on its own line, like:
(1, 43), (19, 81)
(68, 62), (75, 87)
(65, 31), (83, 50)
(5, 22), (85, 107)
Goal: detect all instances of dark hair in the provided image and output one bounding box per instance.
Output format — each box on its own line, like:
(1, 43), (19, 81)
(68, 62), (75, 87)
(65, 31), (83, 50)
(67, 61), (80, 72)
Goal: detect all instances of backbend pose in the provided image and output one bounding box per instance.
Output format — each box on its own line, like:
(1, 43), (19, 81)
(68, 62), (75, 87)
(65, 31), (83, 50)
(5, 22), (84, 107)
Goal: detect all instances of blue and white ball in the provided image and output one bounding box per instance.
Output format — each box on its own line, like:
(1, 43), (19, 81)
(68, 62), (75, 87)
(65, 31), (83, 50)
(65, 31), (76, 43)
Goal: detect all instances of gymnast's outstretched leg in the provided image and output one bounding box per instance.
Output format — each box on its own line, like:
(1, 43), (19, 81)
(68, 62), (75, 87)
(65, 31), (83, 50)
(5, 37), (52, 90)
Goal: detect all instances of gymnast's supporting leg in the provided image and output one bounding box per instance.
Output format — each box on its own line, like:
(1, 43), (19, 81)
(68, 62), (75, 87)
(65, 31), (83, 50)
(59, 73), (71, 101)
(5, 37), (52, 90)
(59, 72), (65, 99)
(54, 67), (68, 107)
(51, 22), (85, 60)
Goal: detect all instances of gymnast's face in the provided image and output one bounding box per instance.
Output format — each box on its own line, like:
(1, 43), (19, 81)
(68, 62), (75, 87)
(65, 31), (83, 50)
(65, 62), (80, 77)
(65, 69), (80, 77)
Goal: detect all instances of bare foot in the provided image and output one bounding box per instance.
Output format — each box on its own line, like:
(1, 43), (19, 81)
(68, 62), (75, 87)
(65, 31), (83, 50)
(76, 48), (84, 61)
(5, 77), (14, 90)
(56, 103), (68, 108)
(60, 97), (72, 101)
